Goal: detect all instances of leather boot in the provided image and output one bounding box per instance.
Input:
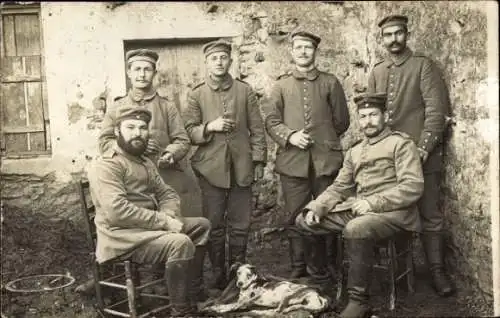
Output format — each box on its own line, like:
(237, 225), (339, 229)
(306, 235), (332, 286)
(165, 259), (196, 317)
(189, 245), (209, 304)
(148, 263), (168, 296)
(208, 230), (227, 290)
(339, 239), (374, 318)
(421, 231), (455, 297)
(288, 231), (308, 278)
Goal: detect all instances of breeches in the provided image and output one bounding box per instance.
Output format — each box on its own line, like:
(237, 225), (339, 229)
(123, 217), (211, 265)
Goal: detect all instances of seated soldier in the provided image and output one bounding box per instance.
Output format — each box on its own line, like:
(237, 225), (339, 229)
(295, 93), (424, 318)
(87, 106), (211, 316)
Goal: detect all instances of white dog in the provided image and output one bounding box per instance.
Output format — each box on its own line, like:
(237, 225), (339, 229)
(200, 262), (330, 316)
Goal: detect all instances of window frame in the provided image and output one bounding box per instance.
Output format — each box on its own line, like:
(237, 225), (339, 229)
(0, 3), (51, 158)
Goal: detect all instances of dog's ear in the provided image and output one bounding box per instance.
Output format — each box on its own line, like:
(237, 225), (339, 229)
(228, 262), (242, 281)
(229, 262), (242, 274)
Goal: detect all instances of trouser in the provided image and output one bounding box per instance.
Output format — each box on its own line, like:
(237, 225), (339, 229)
(122, 217), (211, 264)
(296, 211), (403, 304)
(418, 172), (444, 232)
(196, 171), (253, 288)
(417, 171), (455, 295)
(280, 168), (337, 280)
(120, 217), (211, 314)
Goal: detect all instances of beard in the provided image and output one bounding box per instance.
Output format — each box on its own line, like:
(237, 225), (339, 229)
(117, 132), (148, 157)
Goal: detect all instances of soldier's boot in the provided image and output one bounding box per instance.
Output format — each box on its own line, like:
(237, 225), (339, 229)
(147, 263), (168, 296)
(306, 235), (333, 288)
(228, 229), (248, 267)
(339, 239), (374, 318)
(421, 231), (455, 297)
(208, 229), (227, 291)
(288, 230), (308, 279)
(165, 259), (197, 317)
(189, 245), (209, 305)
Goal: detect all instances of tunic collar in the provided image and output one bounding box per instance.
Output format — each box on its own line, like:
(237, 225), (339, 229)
(292, 67), (320, 81)
(205, 73), (233, 91)
(128, 87), (157, 102)
(366, 127), (392, 145)
(387, 47), (413, 67)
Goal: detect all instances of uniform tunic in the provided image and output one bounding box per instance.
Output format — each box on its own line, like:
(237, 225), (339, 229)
(298, 128), (424, 235)
(264, 68), (350, 178)
(367, 48), (451, 173)
(88, 145), (181, 264)
(182, 74), (267, 189)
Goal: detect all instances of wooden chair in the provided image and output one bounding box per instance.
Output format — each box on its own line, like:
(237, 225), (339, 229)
(77, 178), (171, 318)
(335, 231), (416, 311)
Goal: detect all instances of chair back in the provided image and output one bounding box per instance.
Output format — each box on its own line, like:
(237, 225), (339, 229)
(77, 179), (97, 251)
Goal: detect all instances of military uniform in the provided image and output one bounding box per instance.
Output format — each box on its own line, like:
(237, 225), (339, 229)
(88, 144), (210, 264)
(264, 30), (350, 280)
(182, 39), (267, 289)
(296, 93), (424, 318)
(98, 50), (202, 218)
(89, 106), (211, 315)
(367, 14), (454, 297)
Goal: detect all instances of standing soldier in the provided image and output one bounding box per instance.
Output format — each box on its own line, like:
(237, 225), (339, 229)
(367, 15), (454, 296)
(264, 30), (350, 283)
(182, 39), (267, 290)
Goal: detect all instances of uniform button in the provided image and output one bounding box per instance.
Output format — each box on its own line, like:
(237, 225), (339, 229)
(424, 139), (428, 142)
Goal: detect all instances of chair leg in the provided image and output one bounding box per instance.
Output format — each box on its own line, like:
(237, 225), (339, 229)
(388, 240), (397, 311)
(124, 261), (138, 318)
(406, 238), (416, 294)
(335, 233), (346, 303)
(93, 262), (106, 312)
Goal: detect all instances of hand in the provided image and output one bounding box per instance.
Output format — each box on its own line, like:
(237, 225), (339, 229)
(418, 148), (429, 163)
(253, 162), (265, 181)
(207, 116), (236, 133)
(351, 199), (372, 215)
(145, 139), (162, 155)
(288, 129), (313, 150)
(304, 210), (320, 226)
(158, 152), (174, 168)
(166, 216), (183, 233)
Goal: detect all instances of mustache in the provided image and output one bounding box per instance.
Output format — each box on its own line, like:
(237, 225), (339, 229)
(389, 42), (402, 47)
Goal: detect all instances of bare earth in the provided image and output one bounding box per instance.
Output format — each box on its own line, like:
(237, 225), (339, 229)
(1, 206), (492, 317)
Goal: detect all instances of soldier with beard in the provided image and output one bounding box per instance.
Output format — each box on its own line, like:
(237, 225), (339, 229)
(88, 107), (211, 316)
(367, 15), (454, 297)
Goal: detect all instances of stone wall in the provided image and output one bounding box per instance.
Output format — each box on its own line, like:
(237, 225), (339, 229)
(0, 1), (495, 301)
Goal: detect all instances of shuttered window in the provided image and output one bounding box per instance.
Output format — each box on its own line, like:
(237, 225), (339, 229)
(1, 4), (51, 157)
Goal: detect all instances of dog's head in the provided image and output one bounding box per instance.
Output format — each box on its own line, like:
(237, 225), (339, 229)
(229, 262), (268, 290)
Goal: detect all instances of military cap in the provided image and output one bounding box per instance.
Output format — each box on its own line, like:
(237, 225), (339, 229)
(290, 29), (321, 47)
(116, 106), (152, 125)
(202, 39), (232, 57)
(125, 49), (159, 65)
(354, 93), (387, 111)
(378, 15), (409, 29)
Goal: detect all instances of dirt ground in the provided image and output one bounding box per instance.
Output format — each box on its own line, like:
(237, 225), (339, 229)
(1, 205), (493, 318)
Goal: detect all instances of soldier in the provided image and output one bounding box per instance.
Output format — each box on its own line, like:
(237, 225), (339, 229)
(263, 29), (350, 283)
(88, 106), (211, 316)
(98, 48), (204, 297)
(98, 49), (198, 218)
(296, 93), (424, 318)
(182, 39), (267, 290)
(367, 15), (454, 296)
